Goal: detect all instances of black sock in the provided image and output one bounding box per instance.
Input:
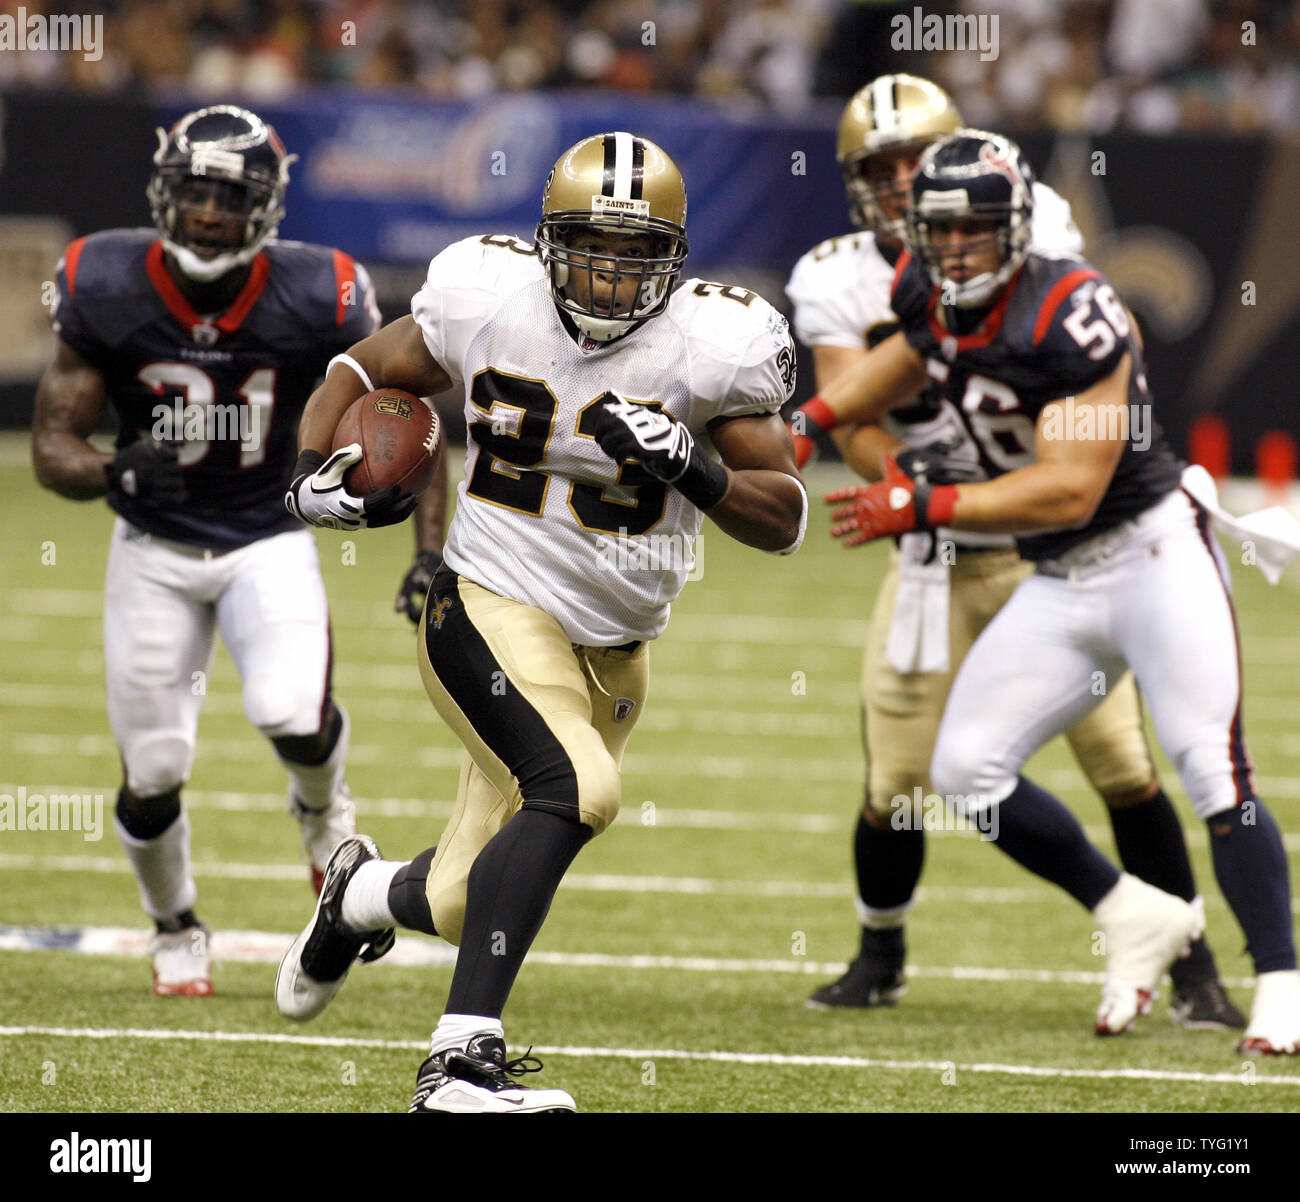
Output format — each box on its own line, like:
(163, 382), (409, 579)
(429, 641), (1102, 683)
(860, 925), (905, 964)
(154, 909), (202, 934)
(1208, 801), (1297, 973)
(115, 787), (181, 841)
(856, 809), (925, 912)
(387, 846), (438, 936)
(1108, 788), (1217, 987)
(1108, 789), (1196, 900)
(446, 809), (592, 1019)
(989, 777), (1120, 909)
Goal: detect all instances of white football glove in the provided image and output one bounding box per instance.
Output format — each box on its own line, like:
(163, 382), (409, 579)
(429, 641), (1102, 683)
(285, 446), (367, 530)
(591, 394), (729, 509)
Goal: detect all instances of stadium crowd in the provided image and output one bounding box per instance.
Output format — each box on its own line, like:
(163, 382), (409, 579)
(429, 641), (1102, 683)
(0, 0), (1296, 131)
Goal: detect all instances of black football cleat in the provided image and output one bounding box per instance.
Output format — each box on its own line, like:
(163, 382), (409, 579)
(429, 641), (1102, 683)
(1169, 979), (1247, 1031)
(409, 1034), (576, 1114)
(807, 927), (907, 1009)
(276, 834), (394, 1021)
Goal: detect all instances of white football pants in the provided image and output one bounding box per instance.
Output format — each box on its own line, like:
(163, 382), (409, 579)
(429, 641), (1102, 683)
(932, 490), (1254, 820)
(104, 519), (333, 797)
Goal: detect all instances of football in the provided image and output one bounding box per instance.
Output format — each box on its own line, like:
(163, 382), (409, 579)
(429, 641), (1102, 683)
(331, 388), (442, 498)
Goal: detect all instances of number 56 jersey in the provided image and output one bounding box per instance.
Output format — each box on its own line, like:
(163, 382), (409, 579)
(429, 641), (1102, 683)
(413, 234), (796, 646)
(889, 248), (1184, 562)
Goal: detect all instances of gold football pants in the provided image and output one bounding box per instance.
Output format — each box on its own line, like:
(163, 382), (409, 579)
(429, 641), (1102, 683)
(416, 567), (648, 943)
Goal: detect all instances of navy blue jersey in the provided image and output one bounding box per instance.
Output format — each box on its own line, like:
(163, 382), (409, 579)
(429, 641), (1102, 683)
(51, 229), (380, 548)
(890, 249), (1184, 560)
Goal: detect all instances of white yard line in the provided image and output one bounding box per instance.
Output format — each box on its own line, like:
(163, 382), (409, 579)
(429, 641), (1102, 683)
(4, 779), (1300, 840)
(0, 1021), (1292, 1088)
(1, 853), (1297, 909)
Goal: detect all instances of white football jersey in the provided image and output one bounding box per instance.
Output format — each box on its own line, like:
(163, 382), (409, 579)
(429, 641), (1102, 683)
(785, 182), (1083, 550)
(413, 234), (795, 646)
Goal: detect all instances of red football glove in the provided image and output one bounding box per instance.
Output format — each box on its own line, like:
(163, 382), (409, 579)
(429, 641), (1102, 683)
(788, 396), (839, 470)
(826, 455), (958, 547)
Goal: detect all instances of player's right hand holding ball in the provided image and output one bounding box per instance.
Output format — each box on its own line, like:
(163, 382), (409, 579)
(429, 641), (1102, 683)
(285, 446), (416, 531)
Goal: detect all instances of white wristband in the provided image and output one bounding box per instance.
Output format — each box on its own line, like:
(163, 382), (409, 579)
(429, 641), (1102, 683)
(327, 353), (375, 394)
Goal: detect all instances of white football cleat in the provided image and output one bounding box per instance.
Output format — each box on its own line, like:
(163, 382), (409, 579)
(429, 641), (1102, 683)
(1239, 969), (1300, 1055)
(409, 1035), (576, 1114)
(276, 834), (393, 1021)
(291, 784), (357, 896)
(150, 922), (213, 998)
(1093, 874), (1200, 1036)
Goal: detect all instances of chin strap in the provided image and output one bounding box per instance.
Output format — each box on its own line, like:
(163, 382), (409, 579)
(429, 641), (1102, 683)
(163, 239), (262, 284)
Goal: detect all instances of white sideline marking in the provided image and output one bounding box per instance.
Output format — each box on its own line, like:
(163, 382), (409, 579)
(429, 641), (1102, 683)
(0, 1022), (1293, 1088)
(0, 923), (1260, 990)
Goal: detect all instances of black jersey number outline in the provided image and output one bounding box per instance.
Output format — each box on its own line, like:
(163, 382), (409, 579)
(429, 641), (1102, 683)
(692, 282), (756, 307)
(465, 370), (670, 535)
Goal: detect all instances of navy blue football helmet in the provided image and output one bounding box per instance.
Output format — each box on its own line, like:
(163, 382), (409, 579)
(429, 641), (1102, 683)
(906, 129), (1035, 308)
(148, 105), (296, 282)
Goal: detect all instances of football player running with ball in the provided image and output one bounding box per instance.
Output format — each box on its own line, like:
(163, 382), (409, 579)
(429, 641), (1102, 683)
(31, 106), (391, 997)
(792, 129), (1299, 1053)
(276, 133), (805, 1111)
(787, 76), (1241, 1030)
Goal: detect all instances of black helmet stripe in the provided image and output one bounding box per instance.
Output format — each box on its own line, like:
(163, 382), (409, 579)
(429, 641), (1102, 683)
(630, 137), (645, 200)
(600, 132), (638, 201)
(602, 133), (617, 197)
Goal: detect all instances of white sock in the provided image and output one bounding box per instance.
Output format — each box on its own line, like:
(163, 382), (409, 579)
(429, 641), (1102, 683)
(281, 706), (349, 811)
(430, 1013), (503, 1056)
(340, 859), (402, 931)
(856, 896), (913, 928)
(115, 809), (197, 919)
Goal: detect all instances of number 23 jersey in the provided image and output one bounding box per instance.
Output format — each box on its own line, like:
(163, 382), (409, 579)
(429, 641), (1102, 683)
(412, 234), (796, 646)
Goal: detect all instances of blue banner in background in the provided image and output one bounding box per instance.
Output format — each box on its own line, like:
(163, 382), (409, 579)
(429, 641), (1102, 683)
(156, 90), (848, 272)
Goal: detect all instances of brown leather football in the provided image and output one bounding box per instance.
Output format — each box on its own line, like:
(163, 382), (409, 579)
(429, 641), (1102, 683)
(331, 389), (442, 497)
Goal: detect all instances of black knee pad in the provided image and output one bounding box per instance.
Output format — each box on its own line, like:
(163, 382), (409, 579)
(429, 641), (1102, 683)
(115, 786), (182, 841)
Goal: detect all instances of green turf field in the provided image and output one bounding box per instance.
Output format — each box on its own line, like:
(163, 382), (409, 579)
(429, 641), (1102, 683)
(2, 431), (1298, 1114)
